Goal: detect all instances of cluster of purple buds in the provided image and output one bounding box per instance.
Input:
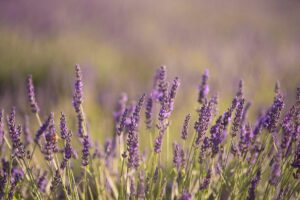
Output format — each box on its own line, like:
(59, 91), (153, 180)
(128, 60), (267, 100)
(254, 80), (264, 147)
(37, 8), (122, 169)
(114, 93), (128, 133)
(60, 113), (73, 169)
(81, 135), (90, 166)
(8, 167), (24, 200)
(117, 108), (128, 136)
(231, 98), (245, 137)
(127, 94), (145, 169)
(37, 171), (48, 193)
(145, 96), (153, 130)
(7, 108), (25, 159)
(194, 97), (214, 146)
(238, 124), (252, 156)
(291, 140), (300, 179)
(210, 116), (223, 157)
(179, 190), (192, 200)
(198, 69), (209, 104)
(0, 109), (4, 146)
(199, 137), (210, 163)
(181, 114), (191, 140)
(173, 143), (185, 170)
(35, 113), (51, 145)
(50, 169), (62, 192)
(199, 169), (212, 191)
(43, 113), (58, 161)
(264, 83), (285, 134)
(26, 75), (40, 114)
(247, 169), (261, 200)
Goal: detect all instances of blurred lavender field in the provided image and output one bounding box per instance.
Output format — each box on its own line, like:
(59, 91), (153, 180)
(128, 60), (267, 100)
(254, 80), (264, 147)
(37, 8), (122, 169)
(0, 0), (299, 140)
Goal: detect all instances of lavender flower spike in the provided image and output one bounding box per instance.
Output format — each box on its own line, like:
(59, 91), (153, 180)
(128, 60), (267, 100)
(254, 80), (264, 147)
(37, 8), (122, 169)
(145, 96), (153, 129)
(60, 112), (68, 140)
(198, 69), (209, 104)
(43, 113), (58, 161)
(81, 135), (90, 166)
(169, 77), (180, 112)
(27, 75), (40, 114)
(181, 114), (191, 140)
(35, 114), (51, 144)
(0, 109), (4, 146)
(247, 169), (261, 200)
(72, 64), (83, 112)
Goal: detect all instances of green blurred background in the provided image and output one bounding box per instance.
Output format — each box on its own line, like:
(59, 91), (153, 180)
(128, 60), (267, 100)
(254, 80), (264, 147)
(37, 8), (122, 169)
(0, 0), (299, 142)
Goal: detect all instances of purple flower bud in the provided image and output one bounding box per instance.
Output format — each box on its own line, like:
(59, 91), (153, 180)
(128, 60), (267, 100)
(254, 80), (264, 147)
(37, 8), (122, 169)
(179, 190), (192, 200)
(194, 98), (214, 145)
(154, 133), (163, 153)
(231, 98), (245, 137)
(269, 152), (281, 185)
(199, 137), (210, 163)
(35, 113), (51, 144)
(37, 171), (48, 193)
(50, 169), (61, 192)
(145, 96), (153, 130)
(7, 108), (25, 159)
(198, 69), (209, 104)
(169, 77), (180, 112)
(60, 112), (68, 140)
(199, 169), (212, 191)
(26, 75), (40, 114)
(264, 83), (284, 133)
(247, 169), (261, 200)
(117, 108), (128, 136)
(81, 135), (90, 166)
(114, 93), (128, 133)
(238, 124), (252, 156)
(210, 116), (223, 157)
(181, 114), (191, 140)
(173, 143), (185, 170)
(0, 109), (4, 146)
(72, 64), (83, 112)
(43, 113), (58, 161)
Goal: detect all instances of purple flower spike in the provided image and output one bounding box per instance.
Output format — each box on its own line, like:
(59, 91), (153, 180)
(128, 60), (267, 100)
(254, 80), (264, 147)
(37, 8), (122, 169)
(60, 112), (68, 140)
(231, 98), (245, 137)
(181, 114), (191, 140)
(247, 169), (261, 200)
(81, 135), (90, 166)
(26, 75), (40, 114)
(154, 133), (163, 153)
(43, 113), (58, 161)
(7, 108), (25, 159)
(0, 109), (4, 146)
(72, 64), (83, 112)
(169, 77), (180, 112)
(114, 93), (128, 133)
(198, 69), (209, 104)
(179, 190), (192, 200)
(199, 169), (212, 191)
(173, 143), (185, 170)
(35, 114), (51, 144)
(145, 96), (153, 130)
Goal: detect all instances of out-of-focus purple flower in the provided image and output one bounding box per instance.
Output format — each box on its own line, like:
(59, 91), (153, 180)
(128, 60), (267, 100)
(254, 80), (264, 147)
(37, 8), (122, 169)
(281, 106), (296, 150)
(237, 79), (244, 99)
(247, 169), (261, 200)
(154, 133), (163, 153)
(7, 108), (25, 159)
(179, 190), (192, 200)
(114, 93), (128, 133)
(137, 171), (146, 199)
(269, 152), (281, 185)
(81, 135), (90, 166)
(198, 69), (209, 105)
(8, 167), (24, 200)
(50, 169), (62, 192)
(37, 171), (48, 193)
(199, 137), (210, 163)
(242, 102), (251, 124)
(129, 178), (136, 200)
(145, 96), (153, 130)
(231, 98), (245, 137)
(35, 114), (51, 144)
(181, 114), (191, 140)
(43, 113), (58, 161)
(23, 115), (32, 147)
(60, 112), (68, 140)
(26, 75), (40, 114)
(199, 169), (212, 191)
(157, 66), (168, 105)
(72, 64), (83, 113)
(291, 140), (300, 179)
(117, 108), (128, 136)
(173, 143), (185, 170)
(0, 109), (4, 146)
(194, 98), (214, 145)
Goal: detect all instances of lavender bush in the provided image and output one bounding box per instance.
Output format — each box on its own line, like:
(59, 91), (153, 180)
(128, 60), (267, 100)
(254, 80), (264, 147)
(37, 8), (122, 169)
(0, 65), (299, 200)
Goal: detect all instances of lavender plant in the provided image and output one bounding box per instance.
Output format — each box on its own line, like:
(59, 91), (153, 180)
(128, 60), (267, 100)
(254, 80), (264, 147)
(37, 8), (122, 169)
(0, 65), (299, 200)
